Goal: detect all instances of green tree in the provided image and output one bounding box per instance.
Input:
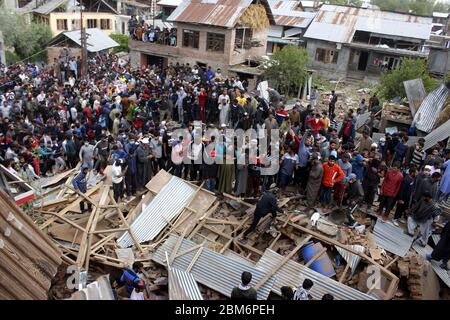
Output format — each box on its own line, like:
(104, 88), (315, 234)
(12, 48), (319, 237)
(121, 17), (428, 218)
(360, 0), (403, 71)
(0, 10), (52, 63)
(109, 33), (130, 53)
(377, 58), (437, 101)
(264, 45), (308, 97)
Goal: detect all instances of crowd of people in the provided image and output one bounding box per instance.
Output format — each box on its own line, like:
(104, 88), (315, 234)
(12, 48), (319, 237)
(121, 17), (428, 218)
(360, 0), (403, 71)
(1, 49), (449, 279)
(128, 15), (177, 46)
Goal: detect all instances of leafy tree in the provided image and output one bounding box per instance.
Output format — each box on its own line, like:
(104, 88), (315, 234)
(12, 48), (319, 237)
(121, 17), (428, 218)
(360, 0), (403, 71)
(263, 45), (308, 97)
(0, 10), (52, 63)
(377, 58), (437, 101)
(109, 33), (130, 53)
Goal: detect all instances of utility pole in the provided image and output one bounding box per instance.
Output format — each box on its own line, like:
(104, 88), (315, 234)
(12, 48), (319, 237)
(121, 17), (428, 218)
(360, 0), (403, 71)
(79, 0), (88, 80)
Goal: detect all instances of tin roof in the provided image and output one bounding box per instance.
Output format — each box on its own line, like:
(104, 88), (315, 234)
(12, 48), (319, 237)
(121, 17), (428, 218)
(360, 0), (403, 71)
(167, 0), (254, 28)
(304, 4), (433, 43)
(153, 234), (276, 300)
(413, 243), (450, 288)
(268, 0), (316, 27)
(254, 249), (376, 300)
(423, 118), (450, 151)
(168, 267), (203, 300)
(48, 28), (119, 52)
(117, 176), (196, 248)
(33, 0), (69, 15)
(372, 218), (414, 257)
(335, 245), (365, 275)
(0, 190), (62, 299)
(413, 83), (450, 134)
(403, 79), (426, 117)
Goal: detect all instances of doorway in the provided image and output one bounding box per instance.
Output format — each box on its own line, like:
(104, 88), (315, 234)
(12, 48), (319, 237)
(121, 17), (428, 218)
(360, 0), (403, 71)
(143, 54), (167, 68)
(358, 51), (369, 71)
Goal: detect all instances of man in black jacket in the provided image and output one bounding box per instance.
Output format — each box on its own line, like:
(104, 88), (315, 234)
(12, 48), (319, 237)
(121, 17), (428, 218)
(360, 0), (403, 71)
(406, 192), (441, 247)
(231, 271), (257, 300)
(240, 184), (284, 241)
(393, 167), (417, 226)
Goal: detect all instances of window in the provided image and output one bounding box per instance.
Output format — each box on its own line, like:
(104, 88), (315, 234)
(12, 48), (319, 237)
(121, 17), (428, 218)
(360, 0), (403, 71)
(87, 19), (97, 28)
(182, 29), (199, 49)
(235, 28), (253, 49)
(100, 19), (111, 30)
(56, 19), (68, 31)
(315, 48), (339, 64)
(71, 19), (81, 29)
(206, 32), (225, 52)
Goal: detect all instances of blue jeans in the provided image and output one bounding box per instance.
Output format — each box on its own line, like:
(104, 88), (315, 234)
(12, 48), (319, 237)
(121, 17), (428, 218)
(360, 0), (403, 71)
(320, 186), (333, 205)
(205, 178), (216, 192)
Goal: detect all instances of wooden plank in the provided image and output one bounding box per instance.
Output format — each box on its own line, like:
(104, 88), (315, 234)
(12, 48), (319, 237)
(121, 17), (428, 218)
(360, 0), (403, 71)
(304, 247), (327, 268)
(169, 228), (189, 265)
(254, 235), (313, 290)
(186, 246), (204, 273)
(339, 264), (350, 283)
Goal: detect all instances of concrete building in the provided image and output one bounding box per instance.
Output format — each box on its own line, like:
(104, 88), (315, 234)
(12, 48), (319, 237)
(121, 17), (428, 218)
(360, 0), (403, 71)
(303, 4), (433, 79)
(17, 0), (155, 36)
(129, 0), (273, 78)
(266, 0), (317, 54)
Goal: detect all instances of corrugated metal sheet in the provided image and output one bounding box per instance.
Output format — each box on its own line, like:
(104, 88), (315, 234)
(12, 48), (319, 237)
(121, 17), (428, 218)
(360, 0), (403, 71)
(169, 267), (203, 300)
(423, 118), (450, 151)
(412, 243), (450, 288)
(62, 28), (119, 52)
(0, 190), (62, 300)
(168, 0), (253, 28)
(152, 234), (276, 300)
(68, 275), (115, 300)
(33, 0), (69, 15)
(284, 27), (303, 37)
(117, 176), (196, 248)
(335, 245), (365, 274)
(255, 249), (377, 300)
(304, 4), (433, 43)
(268, 0), (316, 27)
(355, 112), (371, 130)
(372, 218), (414, 257)
(403, 79), (426, 117)
(413, 84), (450, 133)
(268, 25), (284, 37)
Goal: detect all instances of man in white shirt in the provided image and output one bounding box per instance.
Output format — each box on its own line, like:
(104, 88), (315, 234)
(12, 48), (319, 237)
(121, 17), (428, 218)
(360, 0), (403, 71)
(112, 159), (127, 203)
(0, 101), (12, 119)
(171, 135), (185, 178)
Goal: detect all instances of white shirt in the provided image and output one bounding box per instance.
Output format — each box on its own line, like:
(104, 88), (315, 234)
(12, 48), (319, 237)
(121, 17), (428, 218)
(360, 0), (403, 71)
(112, 165), (123, 184)
(0, 104), (12, 118)
(171, 142), (184, 165)
(130, 289), (144, 300)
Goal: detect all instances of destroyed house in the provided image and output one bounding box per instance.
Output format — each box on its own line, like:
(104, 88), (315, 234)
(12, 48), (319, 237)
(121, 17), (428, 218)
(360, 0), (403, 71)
(303, 5), (433, 78)
(129, 0), (273, 74)
(266, 0), (318, 54)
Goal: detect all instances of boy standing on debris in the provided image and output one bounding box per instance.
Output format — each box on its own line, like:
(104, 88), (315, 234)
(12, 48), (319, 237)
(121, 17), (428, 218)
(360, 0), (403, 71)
(293, 278), (314, 300)
(72, 164), (91, 213)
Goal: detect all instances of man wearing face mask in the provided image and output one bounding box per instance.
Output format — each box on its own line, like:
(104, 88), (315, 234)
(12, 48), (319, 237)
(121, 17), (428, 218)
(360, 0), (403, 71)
(79, 138), (95, 170)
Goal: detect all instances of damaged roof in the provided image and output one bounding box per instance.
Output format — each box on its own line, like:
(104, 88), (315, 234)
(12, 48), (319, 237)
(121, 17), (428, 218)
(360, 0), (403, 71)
(167, 0), (254, 28)
(303, 4), (433, 43)
(268, 0), (316, 28)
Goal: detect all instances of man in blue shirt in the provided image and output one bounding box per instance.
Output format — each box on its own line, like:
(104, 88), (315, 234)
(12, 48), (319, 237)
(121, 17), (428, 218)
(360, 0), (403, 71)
(72, 164), (91, 213)
(118, 262), (144, 298)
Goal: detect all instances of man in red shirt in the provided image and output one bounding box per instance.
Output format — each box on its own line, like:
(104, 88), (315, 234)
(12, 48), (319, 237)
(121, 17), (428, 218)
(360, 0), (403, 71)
(377, 162), (403, 222)
(319, 155), (345, 209)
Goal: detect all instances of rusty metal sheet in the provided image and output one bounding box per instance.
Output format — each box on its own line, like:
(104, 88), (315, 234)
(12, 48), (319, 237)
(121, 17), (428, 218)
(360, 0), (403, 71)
(413, 83), (450, 133)
(0, 190), (62, 300)
(168, 0), (253, 28)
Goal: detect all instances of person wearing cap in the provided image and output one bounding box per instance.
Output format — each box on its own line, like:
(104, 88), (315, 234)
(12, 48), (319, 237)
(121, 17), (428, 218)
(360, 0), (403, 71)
(406, 191), (441, 247)
(377, 161), (403, 222)
(306, 152), (324, 208)
(241, 183), (284, 240)
(72, 165), (92, 213)
(231, 271), (257, 300)
(319, 155), (345, 208)
(136, 137), (154, 189)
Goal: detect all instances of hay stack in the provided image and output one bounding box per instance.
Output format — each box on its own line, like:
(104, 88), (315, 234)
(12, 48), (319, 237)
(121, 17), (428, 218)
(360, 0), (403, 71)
(238, 4), (270, 32)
